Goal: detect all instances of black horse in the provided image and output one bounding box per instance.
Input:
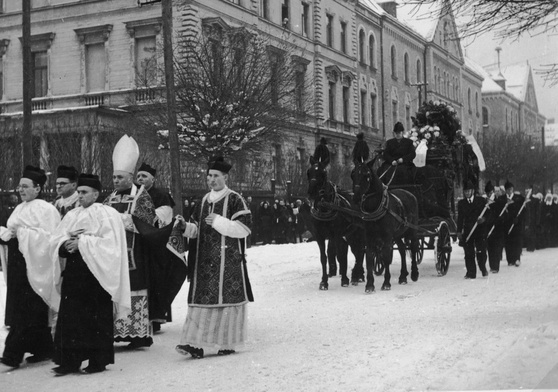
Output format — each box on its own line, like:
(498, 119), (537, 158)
(351, 140), (420, 293)
(306, 157), (365, 290)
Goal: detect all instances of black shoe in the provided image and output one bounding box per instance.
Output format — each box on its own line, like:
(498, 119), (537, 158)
(52, 365), (80, 375)
(127, 338), (152, 349)
(508, 263), (514, 266)
(217, 349), (235, 356)
(0, 357), (20, 368)
(464, 275), (476, 279)
(490, 269), (499, 274)
(83, 365), (106, 374)
(175, 345), (204, 359)
(514, 260), (521, 267)
(26, 353), (52, 363)
(481, 270), (488, 277)
(152, 322), (161, 333)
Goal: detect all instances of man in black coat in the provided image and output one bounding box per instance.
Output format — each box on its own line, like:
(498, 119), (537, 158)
(379, 122), (416, 185)
(500, 181), (526, 267)
(484, 184), (507, 273)
(457, 181), (489, 279)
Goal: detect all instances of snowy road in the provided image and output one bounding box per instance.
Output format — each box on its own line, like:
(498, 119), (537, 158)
(1, 242), (558, 391)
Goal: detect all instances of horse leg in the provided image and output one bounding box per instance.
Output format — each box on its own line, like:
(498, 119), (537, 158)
(337, 239), (350, 287)
(381, 243), (393, 291)
(350, 244), (365, 285)
(364, 242), (375, 293)
(327, 240), (337, 277)
(317, 239), (328, 290)
(398, 238), (409, 285)
(410, 234), (420, 282)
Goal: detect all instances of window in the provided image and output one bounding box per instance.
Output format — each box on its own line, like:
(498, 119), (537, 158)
(475, 91), (479, 114)
(328, 81), (336, 120)
(467, 88), (471, 112)
(326, 14), (333, 47)
(85, 44), (105, 92)
(75, 25), (112, 94)
(135, 36), (157, 86)
(369, 35), (375, 68)
(392, 100), (398, 125)
(360, 91), (366, 125)
(340, 22), (347, 54)
(282, 0), (290, 29)
(32, 51), (48, 98)
(404, 53), (409, 83)
(301, 2), (309, 37)
(416, 59), (421, 83)
(269, 51), (282, 104)
(342, 86), (349, 123)
(390, 45), (396, 79)
(273, 144), (283, 182)
(370, 93), (377, 128)
(260, 0), (269, 19)
(0, 57), (3, 100)
(358, 30), (365, 64)
(294, 67), (306, 113)
(227, 0), (240, 3)
(406, 105), (411, 131)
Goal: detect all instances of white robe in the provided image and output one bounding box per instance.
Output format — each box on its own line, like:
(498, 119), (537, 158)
(50, 203), (131, 318)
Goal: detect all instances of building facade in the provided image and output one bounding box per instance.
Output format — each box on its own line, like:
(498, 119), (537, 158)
(0, 0), (485, 195)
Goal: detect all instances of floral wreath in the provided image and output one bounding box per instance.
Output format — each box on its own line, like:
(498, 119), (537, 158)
(407, 100), (468, 148)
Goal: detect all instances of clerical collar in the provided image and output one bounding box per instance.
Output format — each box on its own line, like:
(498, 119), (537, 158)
(208, 186), (228, 203)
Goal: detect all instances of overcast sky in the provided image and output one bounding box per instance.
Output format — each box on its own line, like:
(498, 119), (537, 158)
(462, 31), (557, 123)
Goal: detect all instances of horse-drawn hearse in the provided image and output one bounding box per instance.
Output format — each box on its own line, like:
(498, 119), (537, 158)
(307, 100), (482, 293)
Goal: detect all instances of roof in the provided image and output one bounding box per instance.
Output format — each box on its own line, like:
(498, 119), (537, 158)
(359, 0), (387, 15)
(484, 63), (531, 102)
(396, 1), (442, 41)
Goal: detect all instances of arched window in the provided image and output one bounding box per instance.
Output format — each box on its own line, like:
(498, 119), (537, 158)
(416, 59), (421, 83)
(369, 35), (375, 68)
(467, 88), (471, 112)
(404, 53), (409, 83)
(359, 29), (365, 64)
(391, 45), (396, 78)
(475, 91), (479, 114)
(482, 107), (489, 126)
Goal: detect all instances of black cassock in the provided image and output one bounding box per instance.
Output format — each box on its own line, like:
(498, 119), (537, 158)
(1, 237), (53, 363)
(54, 246), (114, 368)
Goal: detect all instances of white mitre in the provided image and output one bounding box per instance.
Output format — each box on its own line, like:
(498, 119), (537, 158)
(112, 134), (139, 174)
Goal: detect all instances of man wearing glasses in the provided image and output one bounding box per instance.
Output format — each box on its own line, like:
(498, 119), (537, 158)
(53, 166), (80, 217)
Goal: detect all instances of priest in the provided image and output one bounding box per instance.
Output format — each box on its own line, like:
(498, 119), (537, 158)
(50, 174), (130, 375)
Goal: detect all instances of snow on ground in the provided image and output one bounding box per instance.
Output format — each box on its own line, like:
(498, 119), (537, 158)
(1, 241), (558, 392)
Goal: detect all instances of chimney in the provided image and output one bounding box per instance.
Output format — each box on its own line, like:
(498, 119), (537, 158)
(379, 1), (397, 18)
(494, 46), (506, 90)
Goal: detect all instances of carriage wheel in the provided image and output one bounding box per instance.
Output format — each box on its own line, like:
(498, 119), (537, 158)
(372, 251), (384, 276)
(435, 221), (452, 276)
(415, 237), (425, 265)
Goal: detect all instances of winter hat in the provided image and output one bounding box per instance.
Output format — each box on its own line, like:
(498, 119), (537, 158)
(504, 180), (514, 190)
(208, 156), (232, 174)
(22, 165), (47, 187)
(484, 181), (494, 194)
(77, 173), (102, 192)
(138, 162), (156, 177)
(57, 165), (79, 182)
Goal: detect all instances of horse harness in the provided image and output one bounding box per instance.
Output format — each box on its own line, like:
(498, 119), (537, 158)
(360, 184), (409, 232)
(311, 182), (351, 222)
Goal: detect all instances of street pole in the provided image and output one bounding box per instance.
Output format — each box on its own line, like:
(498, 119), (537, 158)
(162, 0), (182, 215)
(22, 0), (34, 166)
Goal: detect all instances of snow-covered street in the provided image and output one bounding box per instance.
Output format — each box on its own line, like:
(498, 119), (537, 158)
(1, 241), (558, 392)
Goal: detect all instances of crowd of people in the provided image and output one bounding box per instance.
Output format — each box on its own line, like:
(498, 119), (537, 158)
(1, 132), (558, 377)
(456, 180), (558, 279)
(245, 198), (311, 246)
(0, 135), (250, 375)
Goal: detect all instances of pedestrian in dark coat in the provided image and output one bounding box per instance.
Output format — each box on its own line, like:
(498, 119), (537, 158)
(457, 180), (488, 279)
(485, 185), (507, 273)
(500, 181), (526, 267)
(258, 201), (273, 245)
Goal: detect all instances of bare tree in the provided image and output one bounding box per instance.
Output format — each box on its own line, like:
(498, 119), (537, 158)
(136, 24), (312, 161)
(404, 0), (558, 84)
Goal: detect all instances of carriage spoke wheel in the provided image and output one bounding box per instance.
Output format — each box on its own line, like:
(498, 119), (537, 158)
(435, 221), (452, 276)
(415, 237), (425, 265)
(372, 251), (384, 276)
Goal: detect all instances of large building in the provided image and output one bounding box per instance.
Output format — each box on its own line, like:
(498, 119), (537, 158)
(0, 0), (485, 194)
(478, 54), (546, 145)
